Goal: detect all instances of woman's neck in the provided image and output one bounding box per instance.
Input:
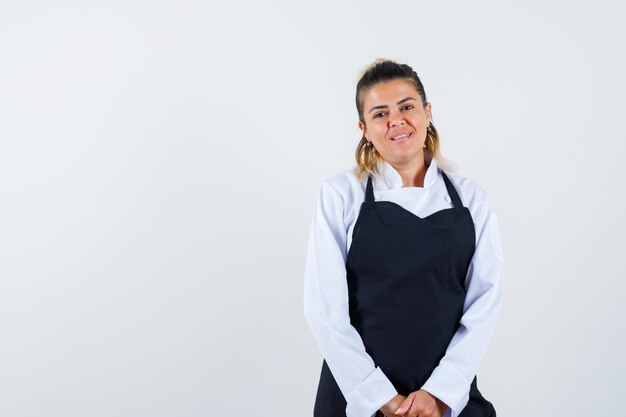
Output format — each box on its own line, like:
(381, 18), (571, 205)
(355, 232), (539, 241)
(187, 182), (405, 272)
(389, 155), (428, 188)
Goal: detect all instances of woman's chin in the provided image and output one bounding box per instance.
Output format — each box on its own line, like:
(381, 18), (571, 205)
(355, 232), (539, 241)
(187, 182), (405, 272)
(383, 153), (424, 168)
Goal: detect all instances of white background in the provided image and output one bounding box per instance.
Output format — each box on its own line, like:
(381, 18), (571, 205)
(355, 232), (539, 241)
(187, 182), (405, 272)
(1, 1), (625, 416)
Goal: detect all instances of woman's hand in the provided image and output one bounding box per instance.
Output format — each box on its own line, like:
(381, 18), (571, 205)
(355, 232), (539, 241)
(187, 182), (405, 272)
(393, 389), (447, 417)
(379, 394), (407, 417)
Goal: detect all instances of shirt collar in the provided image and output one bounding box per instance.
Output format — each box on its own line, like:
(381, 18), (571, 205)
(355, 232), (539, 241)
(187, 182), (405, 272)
(377, 157), (439, 190)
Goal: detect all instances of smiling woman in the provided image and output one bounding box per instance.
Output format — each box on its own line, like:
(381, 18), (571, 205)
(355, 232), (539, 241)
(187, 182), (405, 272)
(303, 59), (504, 417)
(358, 80), (432, 177)
(354, 60), (449, 188)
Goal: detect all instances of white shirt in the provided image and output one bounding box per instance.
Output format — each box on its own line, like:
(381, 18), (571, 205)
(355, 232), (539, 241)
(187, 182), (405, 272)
(303, 157), (505, 417)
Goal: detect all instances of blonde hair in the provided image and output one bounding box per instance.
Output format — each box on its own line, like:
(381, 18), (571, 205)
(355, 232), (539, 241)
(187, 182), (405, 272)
(353, 59), (456, 180)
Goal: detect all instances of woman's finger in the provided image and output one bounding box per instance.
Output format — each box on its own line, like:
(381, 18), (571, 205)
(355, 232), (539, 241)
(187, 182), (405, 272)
(394, 391), (416, 415)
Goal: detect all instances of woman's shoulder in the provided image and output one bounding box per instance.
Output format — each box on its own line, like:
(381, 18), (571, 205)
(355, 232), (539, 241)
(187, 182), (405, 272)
(319, 166), (366, 204)
(441, 168), (493, 210)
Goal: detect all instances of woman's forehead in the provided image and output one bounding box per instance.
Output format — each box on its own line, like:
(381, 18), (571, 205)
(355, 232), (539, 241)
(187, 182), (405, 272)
(363, 79), (422, 108)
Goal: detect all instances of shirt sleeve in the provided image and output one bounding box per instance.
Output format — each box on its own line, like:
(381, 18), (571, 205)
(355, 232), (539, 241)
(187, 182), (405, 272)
(303, 181), (398, 417)
(419, 196), (505, 417)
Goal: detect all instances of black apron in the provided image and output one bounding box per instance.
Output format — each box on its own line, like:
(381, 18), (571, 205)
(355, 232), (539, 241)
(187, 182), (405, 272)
(314, 168), (496, 417)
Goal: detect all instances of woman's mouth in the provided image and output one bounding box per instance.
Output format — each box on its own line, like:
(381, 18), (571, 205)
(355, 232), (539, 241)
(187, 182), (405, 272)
(390, 132), (412, 142)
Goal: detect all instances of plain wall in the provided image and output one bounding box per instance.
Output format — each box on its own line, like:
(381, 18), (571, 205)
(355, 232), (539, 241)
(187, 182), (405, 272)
(1, 1), (625, 416)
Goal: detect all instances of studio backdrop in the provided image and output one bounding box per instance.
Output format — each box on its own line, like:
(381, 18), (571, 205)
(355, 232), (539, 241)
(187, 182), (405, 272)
(0, 1), (624, 416)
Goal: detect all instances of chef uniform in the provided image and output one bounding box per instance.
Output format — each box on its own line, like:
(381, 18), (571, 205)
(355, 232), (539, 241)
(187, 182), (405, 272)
(303, 157), (504, 417)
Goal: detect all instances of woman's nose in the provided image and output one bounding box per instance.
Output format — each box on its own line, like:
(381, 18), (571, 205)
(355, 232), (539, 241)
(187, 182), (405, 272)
(388, 110), (405, 126)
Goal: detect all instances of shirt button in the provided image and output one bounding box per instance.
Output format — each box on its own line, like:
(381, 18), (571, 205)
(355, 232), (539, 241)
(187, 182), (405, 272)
(444, 195), (451, 203)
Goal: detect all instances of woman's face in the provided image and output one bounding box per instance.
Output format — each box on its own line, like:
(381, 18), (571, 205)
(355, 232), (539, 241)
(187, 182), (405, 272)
(358, 79), (432, 166)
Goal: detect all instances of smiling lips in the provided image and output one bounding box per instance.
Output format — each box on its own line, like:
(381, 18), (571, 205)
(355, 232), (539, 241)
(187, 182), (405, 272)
(390, 132), (412, 141)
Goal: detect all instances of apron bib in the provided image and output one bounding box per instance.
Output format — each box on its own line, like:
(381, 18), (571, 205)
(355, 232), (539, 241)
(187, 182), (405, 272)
(314, 168), (496, 417)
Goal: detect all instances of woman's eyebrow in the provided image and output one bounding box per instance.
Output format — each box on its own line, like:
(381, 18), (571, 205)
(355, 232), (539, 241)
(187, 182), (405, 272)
(368, 97), (418, 114)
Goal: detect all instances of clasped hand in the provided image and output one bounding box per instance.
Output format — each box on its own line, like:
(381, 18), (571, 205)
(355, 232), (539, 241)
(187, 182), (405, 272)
(378, 390), (447, 417)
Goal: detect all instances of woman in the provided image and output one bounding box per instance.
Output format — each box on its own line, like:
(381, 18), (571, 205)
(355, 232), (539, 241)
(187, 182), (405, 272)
(303, 59), (504, 417)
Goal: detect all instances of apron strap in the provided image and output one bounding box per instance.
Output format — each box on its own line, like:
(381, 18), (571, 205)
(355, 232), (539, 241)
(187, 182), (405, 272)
(440, 168), (464, 209)
(365, 175), (375, 203)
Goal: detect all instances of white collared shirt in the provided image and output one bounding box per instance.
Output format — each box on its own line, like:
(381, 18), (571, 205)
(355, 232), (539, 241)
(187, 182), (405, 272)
(303, 157), (505, 417)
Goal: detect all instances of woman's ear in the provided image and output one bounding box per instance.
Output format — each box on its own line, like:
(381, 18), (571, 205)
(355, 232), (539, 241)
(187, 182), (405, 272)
(424, 102), (432, 123)
(358, 120), (368, 140)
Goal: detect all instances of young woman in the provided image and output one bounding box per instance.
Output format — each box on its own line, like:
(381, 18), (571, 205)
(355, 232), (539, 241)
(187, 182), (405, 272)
(303, 59), (504, 417)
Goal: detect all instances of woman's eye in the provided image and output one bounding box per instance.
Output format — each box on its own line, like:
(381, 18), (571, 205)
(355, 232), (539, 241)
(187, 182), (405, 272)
(403, 105), (414, 110)
(374, 112), (386, 119)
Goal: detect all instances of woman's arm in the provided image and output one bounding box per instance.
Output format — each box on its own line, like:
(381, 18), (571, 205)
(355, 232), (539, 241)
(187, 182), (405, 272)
(418, 195), (505, 417)
(303, 180), (398, 417)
